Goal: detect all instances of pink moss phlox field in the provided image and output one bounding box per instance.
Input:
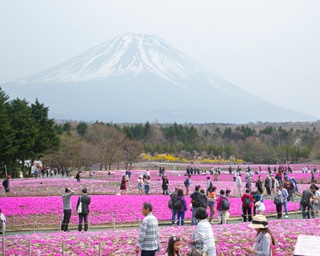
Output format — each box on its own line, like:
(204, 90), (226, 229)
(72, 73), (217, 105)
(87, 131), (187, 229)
(2, 167), (318, 197)
(0, 195), (300, 226)
(0, 218), (319, 255)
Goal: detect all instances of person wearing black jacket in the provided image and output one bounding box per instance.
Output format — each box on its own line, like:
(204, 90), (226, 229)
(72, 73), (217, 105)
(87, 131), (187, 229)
(2, 176), (10, 193)
(77, 188), (91, 231)
(162, 175), (169, 195)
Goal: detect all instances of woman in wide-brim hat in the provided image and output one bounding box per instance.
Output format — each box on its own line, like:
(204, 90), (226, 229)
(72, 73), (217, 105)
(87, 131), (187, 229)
(244, 215), (275, 255)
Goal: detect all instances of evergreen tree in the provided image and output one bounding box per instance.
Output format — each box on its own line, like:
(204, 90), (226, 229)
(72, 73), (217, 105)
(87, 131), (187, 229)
(31, 99), (59, 158)
(76, 121), (88, 136)
(8, 98), (39, 174)
(0, 88), (16, 165)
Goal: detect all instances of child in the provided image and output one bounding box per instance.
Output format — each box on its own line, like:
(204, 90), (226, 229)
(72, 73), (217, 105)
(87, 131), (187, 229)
(165, 236), (181, 256)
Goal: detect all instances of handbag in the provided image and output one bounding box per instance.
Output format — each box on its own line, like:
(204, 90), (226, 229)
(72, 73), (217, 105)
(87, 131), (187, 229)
(255, 201), (261, 207)
(314, 199), (319, 205)
(273, 198), (281, 205)
(187, 248), (207, 256)
(77, 196), (82, 214)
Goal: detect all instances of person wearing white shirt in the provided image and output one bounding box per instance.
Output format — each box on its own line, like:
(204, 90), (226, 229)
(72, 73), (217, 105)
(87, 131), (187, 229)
(236, 174), (242, 197)
(0, 209), (6, 234)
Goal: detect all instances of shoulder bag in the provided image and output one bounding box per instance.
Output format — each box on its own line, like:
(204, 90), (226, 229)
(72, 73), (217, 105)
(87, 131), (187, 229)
(187, 248), (207, 256)
(77, 196), (82, 214)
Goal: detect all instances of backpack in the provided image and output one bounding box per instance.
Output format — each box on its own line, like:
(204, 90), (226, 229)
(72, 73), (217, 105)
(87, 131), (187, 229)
(173, 199), (182, 210)
(168, 195), (176, 209)
(192, 193), (203, 207)
(184, 178), (190, 186)
(221, 197), (230, 210)
(243, 196), (251, 207)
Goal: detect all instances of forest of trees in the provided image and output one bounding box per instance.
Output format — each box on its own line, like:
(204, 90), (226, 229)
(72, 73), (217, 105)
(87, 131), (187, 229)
(1, 87), (319, 177)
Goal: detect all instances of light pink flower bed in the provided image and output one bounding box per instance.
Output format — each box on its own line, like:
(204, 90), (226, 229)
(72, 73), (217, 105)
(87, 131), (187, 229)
(1, 218), (319, 255)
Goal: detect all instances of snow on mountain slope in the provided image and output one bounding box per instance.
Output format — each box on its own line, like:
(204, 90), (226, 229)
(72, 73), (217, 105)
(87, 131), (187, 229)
(16, 34), (213, 93)
(2, 33), (317, 123)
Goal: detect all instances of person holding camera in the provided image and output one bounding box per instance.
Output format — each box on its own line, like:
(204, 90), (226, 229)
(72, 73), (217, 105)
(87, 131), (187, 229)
(61, 187), (74, 232)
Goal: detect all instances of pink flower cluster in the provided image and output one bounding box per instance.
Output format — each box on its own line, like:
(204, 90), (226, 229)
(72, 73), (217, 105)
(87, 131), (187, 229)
(0, 218), (319, 255)
(0, 195), (300, 227)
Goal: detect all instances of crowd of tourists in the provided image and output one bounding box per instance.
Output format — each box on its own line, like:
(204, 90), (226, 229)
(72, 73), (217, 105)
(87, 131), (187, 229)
(135, 201), (276, 256)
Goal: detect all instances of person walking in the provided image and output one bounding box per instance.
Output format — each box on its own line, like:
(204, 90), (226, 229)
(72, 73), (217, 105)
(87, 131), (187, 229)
(162, 175), (169, 195)
(138, 175), (144, 195)
(214, 171), (219, 182)
(264, 175), (271, 195)
(170, 188), (179, 225)
(253, 191), (265, 215)
(77, 188), (90, 232)
(241, 189), (254, 222)
(236, 174), (242, 197)
(143, 175), (151, 195)
(274, 186), (283, 219)
(244, 215), (275, 255)
(0, 209), (6, 235)
(176, 189), (187, 226)
(270, 177), (279, 196)
(207, 186), (217, 223)
(120, 175), (128, 195)
(61, 187), (74, 232)
(280, 185), (289, 218)
(75, 172), (81, 182)
(135, 202), (159, 256)
(188, 208), (216, 256)
(190, 185), (206, 225)
(312, 186), (320, 218)
(256, 176), (263, 194)
(216, 189), (229, 225)
(245, 177), (252, 193)
(206, 176), (213, 194)
(184, 175), (192, 196)
(2, 176), (10, 193)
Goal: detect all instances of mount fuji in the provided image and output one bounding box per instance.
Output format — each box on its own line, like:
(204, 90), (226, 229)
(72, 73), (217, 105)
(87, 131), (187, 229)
(1, 33), (316, 123)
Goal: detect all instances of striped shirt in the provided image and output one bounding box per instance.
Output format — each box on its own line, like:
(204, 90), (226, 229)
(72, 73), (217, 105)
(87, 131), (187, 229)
(137, 213), (159, 251)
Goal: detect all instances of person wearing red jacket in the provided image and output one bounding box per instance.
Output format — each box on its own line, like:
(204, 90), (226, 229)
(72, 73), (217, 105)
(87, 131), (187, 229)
(241, 189), (254, 222)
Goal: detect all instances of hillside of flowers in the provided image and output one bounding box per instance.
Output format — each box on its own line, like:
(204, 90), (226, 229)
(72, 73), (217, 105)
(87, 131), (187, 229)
(1, 218), (319, 255)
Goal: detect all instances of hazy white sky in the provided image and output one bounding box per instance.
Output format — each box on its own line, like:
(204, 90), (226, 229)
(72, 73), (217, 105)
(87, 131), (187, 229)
(1, 0), (320, 118)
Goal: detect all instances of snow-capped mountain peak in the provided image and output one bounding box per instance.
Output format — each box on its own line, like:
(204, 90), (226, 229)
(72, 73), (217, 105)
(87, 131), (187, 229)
(17, 33), (207, 91)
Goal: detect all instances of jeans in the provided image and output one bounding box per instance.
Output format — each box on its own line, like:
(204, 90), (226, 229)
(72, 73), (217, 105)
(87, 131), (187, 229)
(242, 207), (252, 222)
(177, 211), (185, 226)
(61, 209), (72, 231)
(192, 207), (200, 225)
(141, 250), (156, 256)
(301, 203), (314, 219)
(162, 190), (169, 195)
(144, 185), (150, 195)
(171, 209), (177, 224)
(283, 200), (288, 215)
(78, 213), (88, 231)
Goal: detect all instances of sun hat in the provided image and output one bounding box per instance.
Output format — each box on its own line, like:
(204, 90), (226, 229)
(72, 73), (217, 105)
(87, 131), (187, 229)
(248, 215), (268, 229)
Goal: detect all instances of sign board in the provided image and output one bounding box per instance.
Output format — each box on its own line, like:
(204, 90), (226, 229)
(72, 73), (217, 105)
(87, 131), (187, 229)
(294, 235), (320, 256)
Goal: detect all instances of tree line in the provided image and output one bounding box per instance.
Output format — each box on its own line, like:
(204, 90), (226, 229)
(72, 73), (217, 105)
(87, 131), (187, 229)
(55, 120), (318, 166)
(1, 86), (319, 177)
